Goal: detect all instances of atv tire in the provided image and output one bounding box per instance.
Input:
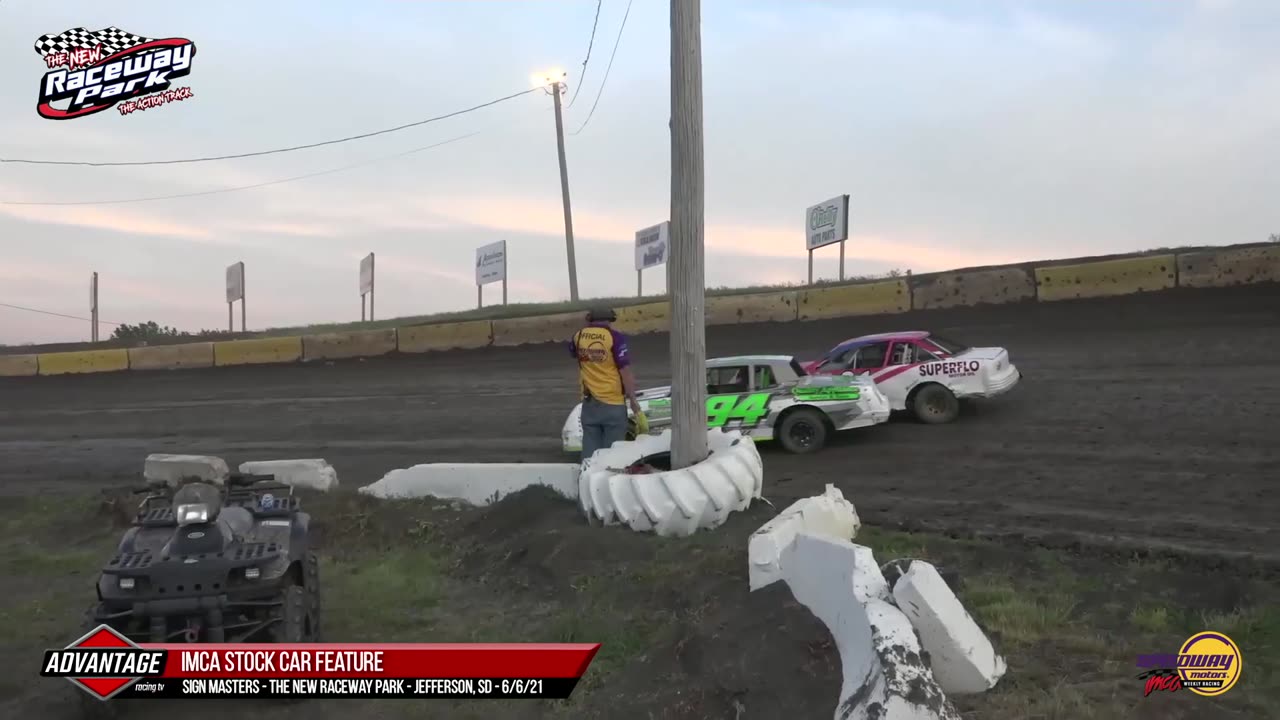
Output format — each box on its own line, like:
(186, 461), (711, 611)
(74, 606), (121, 719)
(303, 553), (322, 642)
(912, 384), (960, 424)
(778, 408), (828, 454)
(270, 585), (307, 643)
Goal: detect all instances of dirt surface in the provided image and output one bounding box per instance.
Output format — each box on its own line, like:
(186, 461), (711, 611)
(4, 283), (1278, 563)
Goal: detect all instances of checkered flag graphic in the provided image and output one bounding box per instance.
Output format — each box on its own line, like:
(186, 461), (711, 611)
(34, 27), (152, 59)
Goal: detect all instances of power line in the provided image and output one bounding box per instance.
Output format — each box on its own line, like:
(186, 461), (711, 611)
(0, 302), (121, 326)
(0, 132), (482, 207)
(0, 88), (539, 168)
(566, 0), (604, 109)
(571, 0), (633, 136)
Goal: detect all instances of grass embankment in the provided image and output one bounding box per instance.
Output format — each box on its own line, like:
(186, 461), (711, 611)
(1, 489), (1274, 720)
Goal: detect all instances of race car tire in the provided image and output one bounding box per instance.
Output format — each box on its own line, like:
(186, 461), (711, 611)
(911, 384), (959, 424)
(777, 407), (829, 454)
(578, 429), (764, 537)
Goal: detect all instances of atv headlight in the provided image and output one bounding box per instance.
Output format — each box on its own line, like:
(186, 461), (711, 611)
(119, 577), (135, 590)
(244, 567), (260, 580)
(176, 503), (210, 526)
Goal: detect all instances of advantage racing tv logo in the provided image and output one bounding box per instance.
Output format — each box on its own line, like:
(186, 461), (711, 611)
(34, 26), (196, 119)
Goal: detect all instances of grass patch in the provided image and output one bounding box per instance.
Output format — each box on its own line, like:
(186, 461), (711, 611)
(1, 489), (1278, 719)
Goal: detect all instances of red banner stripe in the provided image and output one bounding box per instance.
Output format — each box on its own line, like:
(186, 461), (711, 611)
(145, 644), (600, 679)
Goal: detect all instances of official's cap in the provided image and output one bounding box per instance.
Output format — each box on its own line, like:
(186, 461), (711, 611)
(586, 307), (617, 323)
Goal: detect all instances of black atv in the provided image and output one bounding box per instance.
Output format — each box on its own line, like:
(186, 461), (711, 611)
(86, 471), (321, 644)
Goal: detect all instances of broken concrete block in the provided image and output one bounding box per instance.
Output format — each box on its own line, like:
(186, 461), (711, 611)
(779, 532), (960, 720)
(143, 454), (229, 487)
(238, 459), (339, 493)
(892, 561), (1007, 695)
(748, 484), (860, 590)
(882, 559), (963, 595)
(359, 463), (580, 505)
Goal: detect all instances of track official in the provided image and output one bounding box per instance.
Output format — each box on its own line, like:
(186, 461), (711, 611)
(570, 308), (642, 460)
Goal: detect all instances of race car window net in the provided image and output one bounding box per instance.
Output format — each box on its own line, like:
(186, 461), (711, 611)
(707, 366), (750, 394)
(753, 364), (776, 389)
(854, 342), (889, 369)
(914, 343), (939, 362)
(890, 343), (913, 365)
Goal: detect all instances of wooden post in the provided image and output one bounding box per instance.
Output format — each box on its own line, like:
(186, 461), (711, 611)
(552, 82), (580, 302)
(669, 0), (708, 469)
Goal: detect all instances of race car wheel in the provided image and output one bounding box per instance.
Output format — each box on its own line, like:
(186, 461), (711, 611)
(912, 384), (959, 424)
(778, 408), (828, 454)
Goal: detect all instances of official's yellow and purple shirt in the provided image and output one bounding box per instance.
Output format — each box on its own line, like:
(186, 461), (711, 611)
(569, 322), (631, 405)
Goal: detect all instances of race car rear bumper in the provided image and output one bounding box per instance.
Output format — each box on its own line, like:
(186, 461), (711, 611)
(981, 364), (1021, 397)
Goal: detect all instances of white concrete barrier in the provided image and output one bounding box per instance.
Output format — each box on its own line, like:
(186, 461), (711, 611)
(777, 533), (960, 720)
(144, 454), (229, 487)
(578, 429), (763, 537)
(358, 463), (580, 505)
(748, 484), (860, 590)
(238, 459), (339, 493)
(892, 561), (1007, 695)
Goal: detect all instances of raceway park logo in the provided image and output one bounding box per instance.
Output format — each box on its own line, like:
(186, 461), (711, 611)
(34, 27), (196, 119)
(1136, 631), (1243, 698)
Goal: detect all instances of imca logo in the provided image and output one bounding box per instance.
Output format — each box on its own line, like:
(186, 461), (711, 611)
(34, 26), (197, 119)
(41, 624), (167, 701)
(1135, 630), (1242, 698)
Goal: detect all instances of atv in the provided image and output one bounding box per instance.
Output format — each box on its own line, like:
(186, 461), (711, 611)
(85, 471), (320, 645)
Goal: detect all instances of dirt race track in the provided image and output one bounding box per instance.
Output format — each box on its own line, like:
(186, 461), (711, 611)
(3, 283), (1278, 562)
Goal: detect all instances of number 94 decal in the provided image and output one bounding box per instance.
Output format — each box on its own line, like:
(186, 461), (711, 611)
(707, 392), (773, 428)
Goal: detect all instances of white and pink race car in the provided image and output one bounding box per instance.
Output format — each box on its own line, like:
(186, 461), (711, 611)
(801, 330), (1020, 423)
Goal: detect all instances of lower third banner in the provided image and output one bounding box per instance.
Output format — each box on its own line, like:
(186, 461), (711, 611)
(41, 625), (600, 702)
(120, 677), (578, 699)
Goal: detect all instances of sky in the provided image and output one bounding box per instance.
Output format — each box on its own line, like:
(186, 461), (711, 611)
(0, 0), (1276, 345)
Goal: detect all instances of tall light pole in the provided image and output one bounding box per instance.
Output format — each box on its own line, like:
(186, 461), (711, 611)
(535, 70), (581, 302)
(669, 0), (708, 469)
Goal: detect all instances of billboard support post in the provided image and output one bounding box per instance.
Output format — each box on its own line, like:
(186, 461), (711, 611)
(634, 221), (670, 299)
(804, 194), (850, 285)
(359, 253), (376, 322)
(475, 240), (507, 310)
(225, 261), (246, 333)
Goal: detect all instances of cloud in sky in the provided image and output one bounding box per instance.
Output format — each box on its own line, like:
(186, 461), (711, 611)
(0, 0), (1276, 344)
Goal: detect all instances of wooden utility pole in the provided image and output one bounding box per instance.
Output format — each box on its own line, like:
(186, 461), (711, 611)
(551, 81), (580, 302)
(669, 0), (708, 469)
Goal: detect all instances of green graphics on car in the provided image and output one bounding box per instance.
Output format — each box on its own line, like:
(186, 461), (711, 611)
(791, 385), (862, 401)
(645, 393), (773, 428)
(788, 376), (860, 404)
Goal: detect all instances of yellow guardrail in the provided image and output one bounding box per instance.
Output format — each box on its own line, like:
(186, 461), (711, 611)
(38, 349), (129, 375)
(8, 243), (1277, 380)
(1035, 255), (1176, 302)
(213, 337), (303, 367)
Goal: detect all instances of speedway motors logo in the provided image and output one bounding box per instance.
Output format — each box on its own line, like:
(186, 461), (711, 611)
(1136, 631), (1242, 698)
(34, 27), (196, 119)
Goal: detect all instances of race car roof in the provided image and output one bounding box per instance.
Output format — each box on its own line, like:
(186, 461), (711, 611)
(708, 354), (795, 366)
(830, 331), (931, 352)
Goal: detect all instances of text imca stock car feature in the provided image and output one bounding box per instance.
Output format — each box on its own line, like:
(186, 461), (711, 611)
(801, 331), (1021, 423)
(562, 355), (892, 454)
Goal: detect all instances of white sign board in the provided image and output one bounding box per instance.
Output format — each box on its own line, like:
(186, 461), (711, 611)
(360, 253), (375, 295)
(635, 221), (670, 271)
(225, 261), (245, 303)
(806, 195), (850, 250)
(475, 240), (507, 286)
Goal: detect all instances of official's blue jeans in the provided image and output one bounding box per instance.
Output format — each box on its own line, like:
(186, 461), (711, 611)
(581, 397), (628, 461)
